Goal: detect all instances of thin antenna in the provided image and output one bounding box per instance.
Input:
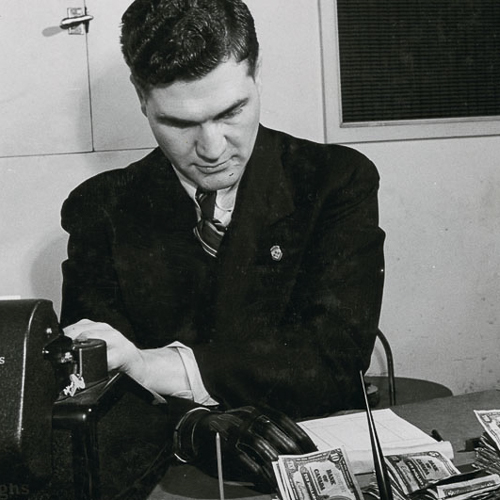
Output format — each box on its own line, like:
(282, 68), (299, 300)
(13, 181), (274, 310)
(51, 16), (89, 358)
(216, 432), (225, 500)
(360, 370), (394, 500)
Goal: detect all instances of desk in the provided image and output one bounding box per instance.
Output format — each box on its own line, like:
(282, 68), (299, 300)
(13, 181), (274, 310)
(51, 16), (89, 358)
(147, 390), (500, 500)
(394, 389), (499, 467)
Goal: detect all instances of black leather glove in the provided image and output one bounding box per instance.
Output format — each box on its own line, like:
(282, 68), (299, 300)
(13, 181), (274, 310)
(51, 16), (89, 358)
(172, 405), (317, 491)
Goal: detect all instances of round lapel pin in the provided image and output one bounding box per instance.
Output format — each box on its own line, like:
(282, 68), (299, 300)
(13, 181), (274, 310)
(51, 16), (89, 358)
(270, 245), (283, 261)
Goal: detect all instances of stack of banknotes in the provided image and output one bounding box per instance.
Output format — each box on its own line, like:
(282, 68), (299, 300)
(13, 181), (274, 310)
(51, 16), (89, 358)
(272, 447), (363, 500)
(271, 446), (500, 500)
(474, 410), (500, 476)
(364, 450), (500, 500)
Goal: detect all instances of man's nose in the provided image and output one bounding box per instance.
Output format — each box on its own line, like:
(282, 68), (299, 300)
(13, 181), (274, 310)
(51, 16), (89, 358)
(196, 123), (226, 162)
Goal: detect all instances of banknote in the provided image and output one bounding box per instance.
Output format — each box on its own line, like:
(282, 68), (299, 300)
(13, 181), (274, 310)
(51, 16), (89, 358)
(475, 439), (500, 476)
(277, 448), (363, 500)
(434, 474), (500, 500)
(384, 451), (460, 495)
(273, 461), (293, 500)
(475, 411), (500, 451)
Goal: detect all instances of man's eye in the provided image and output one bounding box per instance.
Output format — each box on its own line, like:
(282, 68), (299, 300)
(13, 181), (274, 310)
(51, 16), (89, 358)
(158, 117), (195, 129)
(168, 120), (195, 129)
(173, 122), (194, 129)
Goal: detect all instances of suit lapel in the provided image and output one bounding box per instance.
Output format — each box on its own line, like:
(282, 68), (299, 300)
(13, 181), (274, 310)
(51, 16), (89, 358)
(236, 125), (294, 227)
(221, 125), (294, 251)
(217, 126), (294, 266)
(214, 126), (295, 329)
(132, 149), (197, 231)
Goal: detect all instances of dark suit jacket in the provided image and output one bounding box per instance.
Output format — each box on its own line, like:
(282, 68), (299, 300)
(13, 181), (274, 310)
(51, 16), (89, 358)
(60, 125), (385, 419)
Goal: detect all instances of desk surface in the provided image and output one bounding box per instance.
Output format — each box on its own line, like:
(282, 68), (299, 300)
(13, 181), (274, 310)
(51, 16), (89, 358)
(148, 390), (500, 500)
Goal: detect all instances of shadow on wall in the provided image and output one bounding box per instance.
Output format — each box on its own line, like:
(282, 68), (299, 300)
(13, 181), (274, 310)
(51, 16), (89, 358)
(30, 233), (68, 317)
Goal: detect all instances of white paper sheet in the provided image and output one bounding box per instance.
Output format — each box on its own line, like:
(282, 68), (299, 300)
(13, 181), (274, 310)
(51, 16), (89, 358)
(299, 408), (454, 475)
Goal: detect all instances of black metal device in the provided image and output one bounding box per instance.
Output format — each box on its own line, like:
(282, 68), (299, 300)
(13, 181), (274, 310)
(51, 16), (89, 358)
(0, 299), (60, 484)
(0, 299), (171, 500)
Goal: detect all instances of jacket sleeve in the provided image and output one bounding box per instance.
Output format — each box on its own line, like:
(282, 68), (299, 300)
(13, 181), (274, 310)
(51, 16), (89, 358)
(59, 179), (138, 342)
(192, 152), (385, 419)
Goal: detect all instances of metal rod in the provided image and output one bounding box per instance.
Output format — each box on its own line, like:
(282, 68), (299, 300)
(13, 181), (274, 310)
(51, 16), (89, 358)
(360, 370), (394, 500)
(216, 433), (225, 500)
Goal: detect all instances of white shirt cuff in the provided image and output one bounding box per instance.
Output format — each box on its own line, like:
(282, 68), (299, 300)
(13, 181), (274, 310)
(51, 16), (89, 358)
(167, 341), (218, 406)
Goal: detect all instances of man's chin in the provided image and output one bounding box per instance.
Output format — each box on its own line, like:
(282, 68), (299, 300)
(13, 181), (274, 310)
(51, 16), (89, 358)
(196, 171), (243, 192)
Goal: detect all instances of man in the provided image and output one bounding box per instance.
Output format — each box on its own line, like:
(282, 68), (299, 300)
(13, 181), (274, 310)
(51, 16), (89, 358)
(61, 0), (385, 489)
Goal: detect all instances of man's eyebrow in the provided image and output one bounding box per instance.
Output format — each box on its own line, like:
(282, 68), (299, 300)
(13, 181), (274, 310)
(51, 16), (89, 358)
(214, 98), (248, 120)
(157, 98), (249, 127)
(157, 114), (198, 127)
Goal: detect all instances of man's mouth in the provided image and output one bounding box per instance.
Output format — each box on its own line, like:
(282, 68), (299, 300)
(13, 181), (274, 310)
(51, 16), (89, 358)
(195, 159), (231, 173)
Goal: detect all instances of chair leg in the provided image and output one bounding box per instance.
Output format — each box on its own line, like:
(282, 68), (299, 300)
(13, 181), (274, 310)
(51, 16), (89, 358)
(376, 330), (397, 405)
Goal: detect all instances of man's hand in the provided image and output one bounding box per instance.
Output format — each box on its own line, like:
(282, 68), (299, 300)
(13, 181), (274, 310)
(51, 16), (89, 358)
(64, 319), (142, 373)
(173, 405), (318, 491)
(63, 319), (190, 395)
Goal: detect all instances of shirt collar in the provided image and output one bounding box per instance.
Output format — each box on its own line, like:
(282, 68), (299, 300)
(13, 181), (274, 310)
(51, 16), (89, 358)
(170, 164), (242, 213)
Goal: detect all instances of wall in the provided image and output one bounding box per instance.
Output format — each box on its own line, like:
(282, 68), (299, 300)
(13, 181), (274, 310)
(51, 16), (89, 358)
(358, 135), (500, 395)
(1, 0), (499, 397)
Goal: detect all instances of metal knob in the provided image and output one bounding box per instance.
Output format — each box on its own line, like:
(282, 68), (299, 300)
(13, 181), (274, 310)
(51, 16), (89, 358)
(60, 8), (93, 34)
(60, 13), (94, 30)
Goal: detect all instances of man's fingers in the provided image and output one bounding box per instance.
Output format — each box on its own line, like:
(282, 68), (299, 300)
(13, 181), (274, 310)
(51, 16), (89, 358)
(259, 406), (317, 454)
(237, 436), (280, 489)
(64, 319), (106, 336)
(238, 451), (276, 491)
(63, 328), (90, 341)
(250, 416), (302, 455)
(63, 319), (116, 340)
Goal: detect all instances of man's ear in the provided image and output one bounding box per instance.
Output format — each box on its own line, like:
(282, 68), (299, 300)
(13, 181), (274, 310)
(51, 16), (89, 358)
(130, 74), (148, 117)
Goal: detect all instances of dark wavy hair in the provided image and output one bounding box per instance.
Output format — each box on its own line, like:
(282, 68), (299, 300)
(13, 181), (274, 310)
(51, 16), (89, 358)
(120, 0), (259, 89)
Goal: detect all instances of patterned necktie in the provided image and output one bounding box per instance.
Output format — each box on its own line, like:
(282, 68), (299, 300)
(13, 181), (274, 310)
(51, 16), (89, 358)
(194, 189), (226, 257)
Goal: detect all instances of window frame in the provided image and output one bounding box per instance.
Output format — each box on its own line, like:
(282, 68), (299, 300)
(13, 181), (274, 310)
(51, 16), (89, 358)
(319, 0), (500, 144)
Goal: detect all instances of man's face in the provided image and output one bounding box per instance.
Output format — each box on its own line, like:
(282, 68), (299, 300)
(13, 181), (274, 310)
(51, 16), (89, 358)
(136, 57), (262, 192)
